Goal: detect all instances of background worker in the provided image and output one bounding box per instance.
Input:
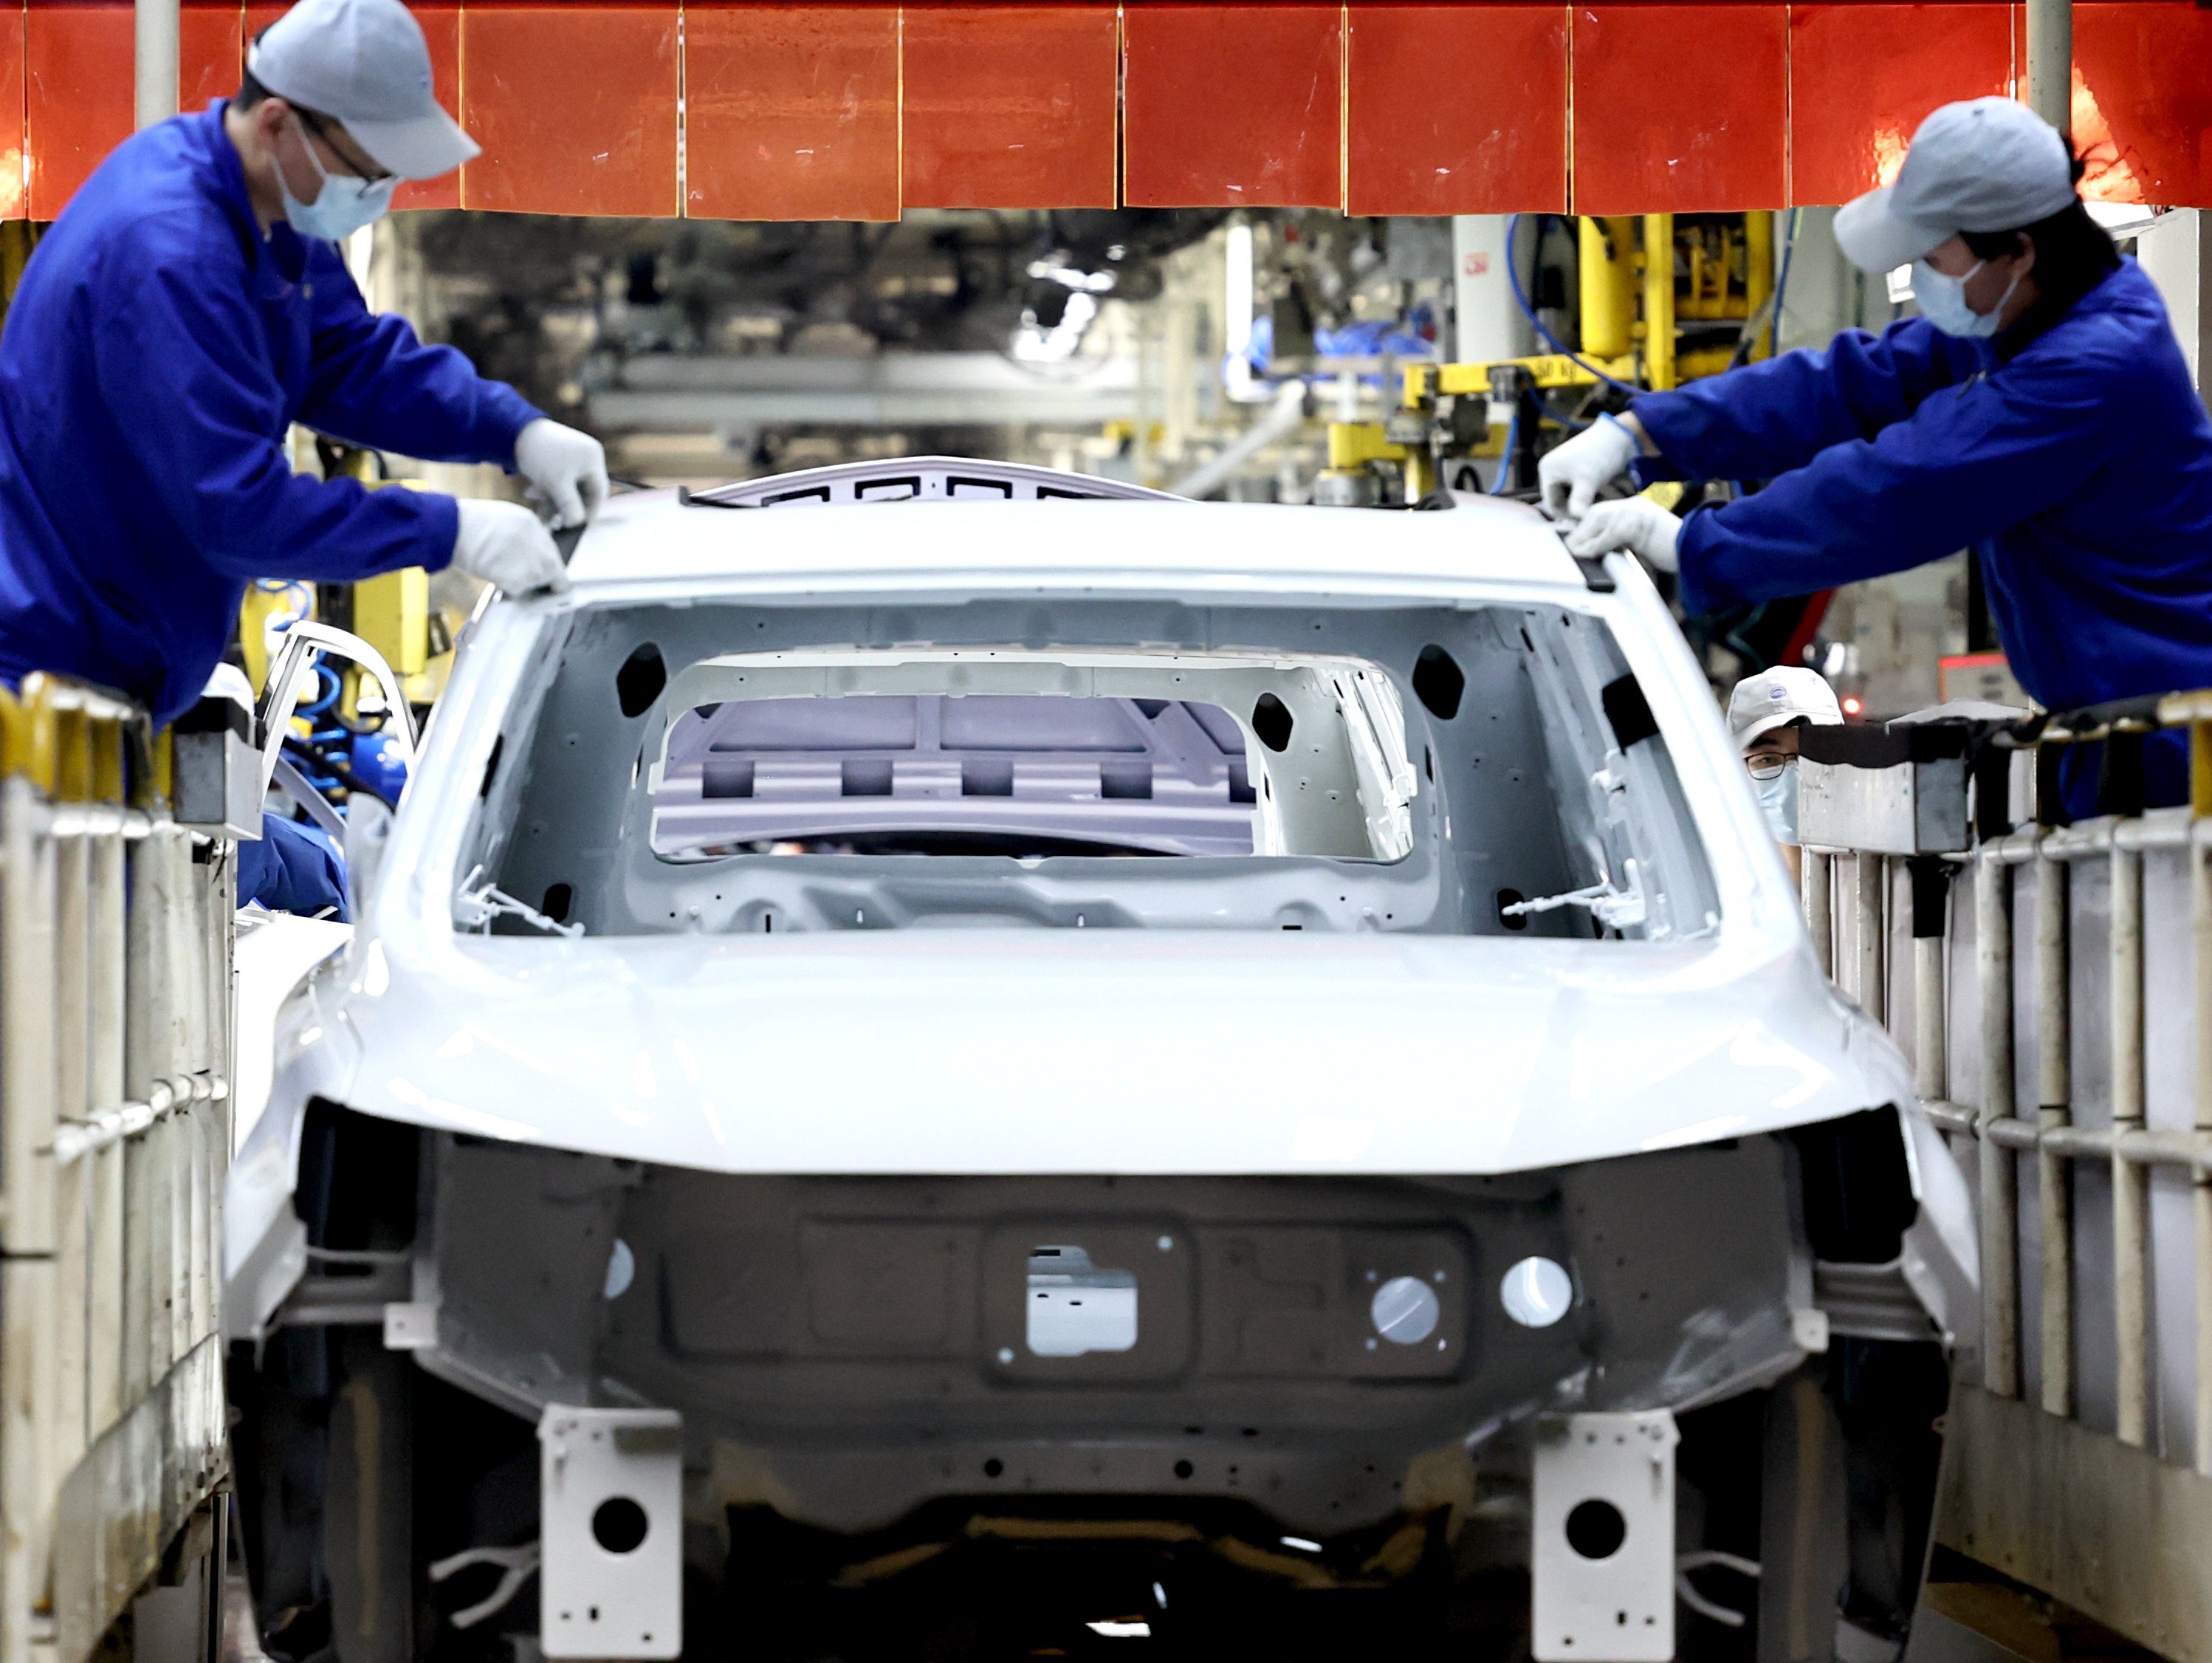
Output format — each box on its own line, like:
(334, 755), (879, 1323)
(0, 0), (603, 737)
(1728, 667), (1844, 887)
(1539, 97), (2212, 813)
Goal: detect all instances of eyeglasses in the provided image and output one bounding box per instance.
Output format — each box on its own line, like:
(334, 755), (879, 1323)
(295, 106), (394, 184)
(1745, 755), (1790, 781)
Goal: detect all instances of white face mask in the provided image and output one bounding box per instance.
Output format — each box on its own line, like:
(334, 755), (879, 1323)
(1912, 257), (2022, 339)
(281, 112), (397, 242)
(1753, 757), (1801, 844)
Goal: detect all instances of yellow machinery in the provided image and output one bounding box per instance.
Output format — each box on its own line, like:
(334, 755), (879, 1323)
(1322, 213), (1777, 506)
(239, 441), (453, 714)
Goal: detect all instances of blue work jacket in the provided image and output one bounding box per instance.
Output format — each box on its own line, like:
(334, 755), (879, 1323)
(0, 103), (541, 726)
(1634, 259), (2212, 724)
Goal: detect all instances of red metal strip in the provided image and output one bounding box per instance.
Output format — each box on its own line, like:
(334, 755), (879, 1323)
(1123, 2), (1342, 210)
(684, 4), (900, 221)
(0, 4), (21, 220)
(460, 3), (678, 216)
(392, 3), (458, 209)
(902, 4), (1117, 210)
(1347, 2), (1567, 215)
(1570, 3), (1787, 213)
(1789, 4), (2011, 207)
(179, 3), (241, 117)
(25, 2), (131, 220)
(2074, 1), (2212, 207)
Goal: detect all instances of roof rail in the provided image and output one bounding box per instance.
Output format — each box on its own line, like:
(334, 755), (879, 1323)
(684, 456), (1181, 509)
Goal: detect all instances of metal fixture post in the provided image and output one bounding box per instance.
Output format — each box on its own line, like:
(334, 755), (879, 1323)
(2024, 0), (2073, 141)
(136, 0), (181, 131)
(1977, 847), (2020, 1396)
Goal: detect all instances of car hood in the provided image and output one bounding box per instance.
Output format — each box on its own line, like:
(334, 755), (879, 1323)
(286, 926), (1909, 1176)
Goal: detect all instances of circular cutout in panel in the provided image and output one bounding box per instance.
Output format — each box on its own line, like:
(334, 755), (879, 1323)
(591, 1496), (650, 1555)
(1565, 1498), (1627, 1560)
(1370, 1275), (1441, 1345)
(1500, 1255), (1573, 1328)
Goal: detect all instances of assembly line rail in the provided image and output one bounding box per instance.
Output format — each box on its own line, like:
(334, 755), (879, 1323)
(0, 676), (235, 1663)
(1804, 692), (2212, 1663)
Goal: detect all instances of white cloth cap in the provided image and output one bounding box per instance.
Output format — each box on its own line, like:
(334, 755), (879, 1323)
(1833, 97), (2077, 274)
(1728, 667), (1844, 750)
(248, 0), (476, 180)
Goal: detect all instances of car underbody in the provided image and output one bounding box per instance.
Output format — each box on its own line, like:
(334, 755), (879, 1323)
(233, 1101), (1948, 1662)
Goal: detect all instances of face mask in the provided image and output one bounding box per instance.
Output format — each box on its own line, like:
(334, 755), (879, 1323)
(1912, 258), (2022, 339)
(280, 113), (397, 241)
(1754, 757), (1801, 844)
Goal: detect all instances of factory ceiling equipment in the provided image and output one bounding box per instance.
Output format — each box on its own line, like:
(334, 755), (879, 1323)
(4, 1), (2210, 224)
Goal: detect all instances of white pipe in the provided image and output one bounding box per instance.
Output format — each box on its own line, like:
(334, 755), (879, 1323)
(135, 0), (179, 130)
(1170, 382), (1308, 501)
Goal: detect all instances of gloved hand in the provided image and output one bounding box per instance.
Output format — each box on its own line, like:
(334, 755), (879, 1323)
(450, 498), (571, 595)
(1562, 495), (1682, 573)
(1538, 413), (1640, 521)
(512, 418), (609, 530)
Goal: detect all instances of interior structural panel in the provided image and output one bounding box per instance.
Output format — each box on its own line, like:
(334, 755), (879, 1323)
(6, 1), (2208, 222)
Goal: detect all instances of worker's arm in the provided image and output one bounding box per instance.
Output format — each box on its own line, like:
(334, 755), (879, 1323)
(298, 248), (543, 464)
(93, 244), (458, 582)
(1632, 318), (1984, 484)
(1673, 347), (2120, 614)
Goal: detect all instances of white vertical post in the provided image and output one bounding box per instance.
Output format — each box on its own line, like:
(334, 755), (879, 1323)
(2111, 843), (2149, 1447)
(1977, 848), (2020, 1396)
(1452, 216), (1536, 363)
(135, 0), (179, 131)
(2023, 0), (2072, 140)
(2035, 849), (2074, 1417)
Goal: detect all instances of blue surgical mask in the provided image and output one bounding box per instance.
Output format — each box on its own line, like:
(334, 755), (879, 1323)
(1754, 757), (1801, 844)
(1912, 258), (2022, 339)
(281, 113), (397, 242)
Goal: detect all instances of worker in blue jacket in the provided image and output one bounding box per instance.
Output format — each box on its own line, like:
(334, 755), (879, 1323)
(1540, 97), (2212, 810)
(0, 0), (603, 734)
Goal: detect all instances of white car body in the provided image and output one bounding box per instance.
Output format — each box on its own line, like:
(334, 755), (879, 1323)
(224, 460), (1974, 1660)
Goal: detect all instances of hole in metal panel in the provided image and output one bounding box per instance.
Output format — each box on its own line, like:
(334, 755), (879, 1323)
(591, 1497), (649, 1555)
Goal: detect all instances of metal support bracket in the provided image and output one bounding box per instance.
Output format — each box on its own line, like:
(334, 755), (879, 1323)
(538, 1406), (683, 1660)
(1531, 1410), (1680, 1662)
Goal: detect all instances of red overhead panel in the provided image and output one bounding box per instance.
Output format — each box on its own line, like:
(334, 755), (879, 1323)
(685, 4), (899, 220)
(25, 1), (132, 219)
(2073, 1), (2212, 206)
(0, 6), (21, 221)
(461, 4), (677, 216)
(1790, 5), (2010, 207)
(902, 4), (1118, 210)
(1347, 3), (1567, 215)
(179, 3), (242, 117)
(1570, 3), (1787, 213)
(1124, 2), (1342, 209)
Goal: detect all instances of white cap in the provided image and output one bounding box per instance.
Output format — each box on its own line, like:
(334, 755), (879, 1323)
(248, 0), (476, 181)
(1833, 97), (2077, 274)
(1728, 667), (1844, 750)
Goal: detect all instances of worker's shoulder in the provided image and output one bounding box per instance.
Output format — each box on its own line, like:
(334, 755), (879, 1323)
(2015, 262), (2177, 384)
(61, 114), (255, 282)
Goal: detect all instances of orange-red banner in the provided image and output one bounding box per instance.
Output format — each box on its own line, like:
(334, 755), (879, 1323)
(9, 1), (2210, 222)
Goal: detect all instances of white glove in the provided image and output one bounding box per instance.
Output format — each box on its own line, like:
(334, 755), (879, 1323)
(450, 498), (571, 595)
(1562, 495), (1681, 573)
(512, 418), (609, 530)
(1538, 413), (1640, 521)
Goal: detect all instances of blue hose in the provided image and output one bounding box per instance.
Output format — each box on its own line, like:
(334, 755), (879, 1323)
(1768, 208), (1801, 357)
(1504, 214), (1644, 397)
(1488, 407), (1519, 494)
